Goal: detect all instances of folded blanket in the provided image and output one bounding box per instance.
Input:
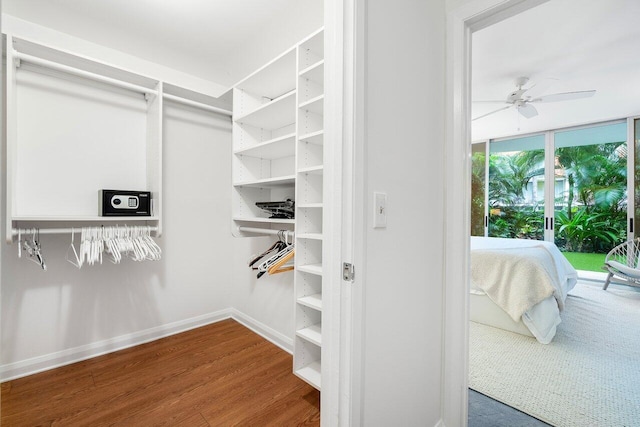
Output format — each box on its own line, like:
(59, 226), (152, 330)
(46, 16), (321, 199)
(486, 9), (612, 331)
(471, 246), (563, 322)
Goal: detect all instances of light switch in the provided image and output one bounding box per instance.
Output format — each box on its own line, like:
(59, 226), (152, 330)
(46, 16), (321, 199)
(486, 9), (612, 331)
(373, 192), (387, 228)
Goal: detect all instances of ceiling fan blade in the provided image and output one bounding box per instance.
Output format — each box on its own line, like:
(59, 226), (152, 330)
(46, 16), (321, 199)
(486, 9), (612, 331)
(472, 105), (511, 121)
(531, 90), (596, 103)
(518, 104), (538, 119)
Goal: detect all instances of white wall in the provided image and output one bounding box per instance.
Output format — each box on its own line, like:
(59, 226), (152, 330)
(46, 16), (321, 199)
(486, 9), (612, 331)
(359, 0), (446, 425)
(226, 0), (324, 85)
(0, 80), (234, 379)
(2, 14), (228, 98)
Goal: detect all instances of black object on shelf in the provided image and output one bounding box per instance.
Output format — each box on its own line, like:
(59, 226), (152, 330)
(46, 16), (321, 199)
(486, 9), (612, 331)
(256, 199), (295, 219)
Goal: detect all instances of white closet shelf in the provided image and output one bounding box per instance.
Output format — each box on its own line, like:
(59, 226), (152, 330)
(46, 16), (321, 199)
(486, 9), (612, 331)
(233, 133), (296, 159)
(299, 130), (324, 145)
(297, 203), (324, 209)
(12, 216), (160, 222)
(233, 175), (295, 188)
(297, 294), (322, 311)
(234, 91), (296, 130)
(299, 60), (324, 84)
(234, 48), (296, 100)
(298, 263), (323, 276)
(296, 324), (322, 346)
(298, 165), (324, 175)
(298, 95), (324, 115)
(295, 361), (321, 390)
(297, 233), (323, 241)
(233, 217), (295, 225)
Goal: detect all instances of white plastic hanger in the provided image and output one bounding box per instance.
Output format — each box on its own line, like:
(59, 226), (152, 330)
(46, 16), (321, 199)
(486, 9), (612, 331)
(66, 228), (82, 268)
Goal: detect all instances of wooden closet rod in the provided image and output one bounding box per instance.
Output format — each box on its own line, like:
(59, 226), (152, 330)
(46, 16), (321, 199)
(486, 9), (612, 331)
(14, 51), (159, 96)
(163, 93), (232, 117)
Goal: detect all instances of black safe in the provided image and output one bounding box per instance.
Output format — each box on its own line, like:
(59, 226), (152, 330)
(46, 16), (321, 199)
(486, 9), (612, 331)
(99, 190), (151, 216)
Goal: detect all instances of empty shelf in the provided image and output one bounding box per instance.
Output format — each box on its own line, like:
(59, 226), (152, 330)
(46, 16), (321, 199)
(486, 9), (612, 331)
(235, 91), (296, 130)
(295, 361), (321, 389)
(233, 175), (295, 188)
(296, 324), (322, 346)
(298, 263), (323, 276)
(234, 133), (296, 159)
(297, 294), (322, 311)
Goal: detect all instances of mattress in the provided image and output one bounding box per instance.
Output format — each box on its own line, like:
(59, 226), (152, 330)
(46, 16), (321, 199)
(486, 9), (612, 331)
(470, 237), (578, 343)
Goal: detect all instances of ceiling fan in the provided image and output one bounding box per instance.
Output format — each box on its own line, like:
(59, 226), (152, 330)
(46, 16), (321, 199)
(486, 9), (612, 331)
(473, 76), (596, 121)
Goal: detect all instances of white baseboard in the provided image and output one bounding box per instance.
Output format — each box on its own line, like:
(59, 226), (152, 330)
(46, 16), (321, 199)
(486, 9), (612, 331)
(0, 308), (233, 382)
(230, 308), (293, 354)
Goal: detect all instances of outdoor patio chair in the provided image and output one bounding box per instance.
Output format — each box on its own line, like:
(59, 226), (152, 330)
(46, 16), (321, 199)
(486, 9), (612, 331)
(603, 239), (640, 290)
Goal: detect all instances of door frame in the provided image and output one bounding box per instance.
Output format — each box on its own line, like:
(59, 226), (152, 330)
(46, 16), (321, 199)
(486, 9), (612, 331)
(444, 0), (549, 424)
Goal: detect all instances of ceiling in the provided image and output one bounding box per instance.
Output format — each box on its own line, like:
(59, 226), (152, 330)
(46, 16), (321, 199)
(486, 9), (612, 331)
(2, 0), (320, 87)
(472, 0), (640, 141)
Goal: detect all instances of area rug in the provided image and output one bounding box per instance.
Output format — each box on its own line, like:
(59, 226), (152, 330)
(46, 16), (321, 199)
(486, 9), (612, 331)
(469, 281), (640, 427)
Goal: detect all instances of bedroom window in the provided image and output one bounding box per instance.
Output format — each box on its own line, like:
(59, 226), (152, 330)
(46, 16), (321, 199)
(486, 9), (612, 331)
(473, 120), (630, 273)
(487, 134), (545, 240)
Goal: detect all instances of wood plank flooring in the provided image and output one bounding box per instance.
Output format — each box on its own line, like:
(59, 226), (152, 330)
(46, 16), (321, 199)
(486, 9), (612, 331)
(1, 319), (320, 426)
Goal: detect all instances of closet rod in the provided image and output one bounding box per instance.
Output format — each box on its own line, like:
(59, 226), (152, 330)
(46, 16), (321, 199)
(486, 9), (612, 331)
(237, 226), (294, 238)
(14, 52), (159, 96)
(163, 93), (232, 116)
(11, 226), (159, 237)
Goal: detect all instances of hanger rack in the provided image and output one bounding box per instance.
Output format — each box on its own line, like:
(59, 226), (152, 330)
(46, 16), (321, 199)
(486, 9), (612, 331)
(237, 226), (294, 240)
(163, 93), (232, 117)
(14, 51), (158, 96)
(11, 226), (159, 237)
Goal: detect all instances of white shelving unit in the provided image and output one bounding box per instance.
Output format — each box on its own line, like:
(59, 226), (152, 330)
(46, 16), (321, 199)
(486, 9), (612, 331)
(231, 47), (297, 233)
(294, 28), (325, 390)
(230, 28), (325, 391)
(5, 34), (232, 243)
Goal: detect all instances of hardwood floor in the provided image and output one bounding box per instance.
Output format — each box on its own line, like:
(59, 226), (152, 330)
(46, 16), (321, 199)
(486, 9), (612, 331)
(1, 319), (320, 426)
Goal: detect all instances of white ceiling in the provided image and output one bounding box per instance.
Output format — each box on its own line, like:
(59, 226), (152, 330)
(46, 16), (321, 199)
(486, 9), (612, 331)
(3, 0), (321, 87)
(472, 0), (640, 141)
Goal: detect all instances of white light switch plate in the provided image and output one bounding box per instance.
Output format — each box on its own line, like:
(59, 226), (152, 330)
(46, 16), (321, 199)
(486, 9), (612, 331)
(373, 192), (387, 228)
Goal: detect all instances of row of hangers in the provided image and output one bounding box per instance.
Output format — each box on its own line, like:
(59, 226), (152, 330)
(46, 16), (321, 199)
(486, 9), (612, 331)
(248, 230), (294, 279)
(17, 226), (162, 271)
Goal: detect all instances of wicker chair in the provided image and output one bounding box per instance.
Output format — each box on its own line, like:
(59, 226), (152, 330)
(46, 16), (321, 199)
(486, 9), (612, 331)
(603, 239), (640, 290)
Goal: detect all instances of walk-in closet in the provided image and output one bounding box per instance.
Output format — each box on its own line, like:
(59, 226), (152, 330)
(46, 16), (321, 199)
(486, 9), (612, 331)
(1, 0), (454, 425)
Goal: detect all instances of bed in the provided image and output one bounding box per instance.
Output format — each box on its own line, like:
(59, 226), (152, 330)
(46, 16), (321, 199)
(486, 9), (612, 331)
(470, 237), (578, 344)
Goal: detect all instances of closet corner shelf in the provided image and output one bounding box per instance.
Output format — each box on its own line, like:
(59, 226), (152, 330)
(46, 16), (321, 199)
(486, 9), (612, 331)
(11, 215), (160, 222)
(298, 263), (323, 276)
(299, 130), (324, 145)
(234, 90), (296, 130)
(297, 293), (322, 311)
(233, 133), (296, 159)
(233, 216), (295, 225)
(299, 60), (324, 82)
(295, 361), (322, 390)
(296, 324), (322, 347)
(298, 165), (323, 175)
(298, 95), (324, 114)
(233, 175), (295, 188)
(297, 233), (323, 241)
(234, 48), (296, 99)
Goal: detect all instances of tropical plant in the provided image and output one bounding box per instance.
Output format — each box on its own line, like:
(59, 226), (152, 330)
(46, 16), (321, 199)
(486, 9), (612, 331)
(555, 208), (620, 252)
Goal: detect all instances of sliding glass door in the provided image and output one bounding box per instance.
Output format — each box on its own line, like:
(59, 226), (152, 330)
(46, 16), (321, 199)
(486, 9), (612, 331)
(553, 122), (627, 270)
(487, 134), (545, 240)
(472, 120), (630, 272)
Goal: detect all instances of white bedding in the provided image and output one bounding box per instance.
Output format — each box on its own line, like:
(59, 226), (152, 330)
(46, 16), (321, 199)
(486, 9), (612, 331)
(470, 237), (578, 343)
